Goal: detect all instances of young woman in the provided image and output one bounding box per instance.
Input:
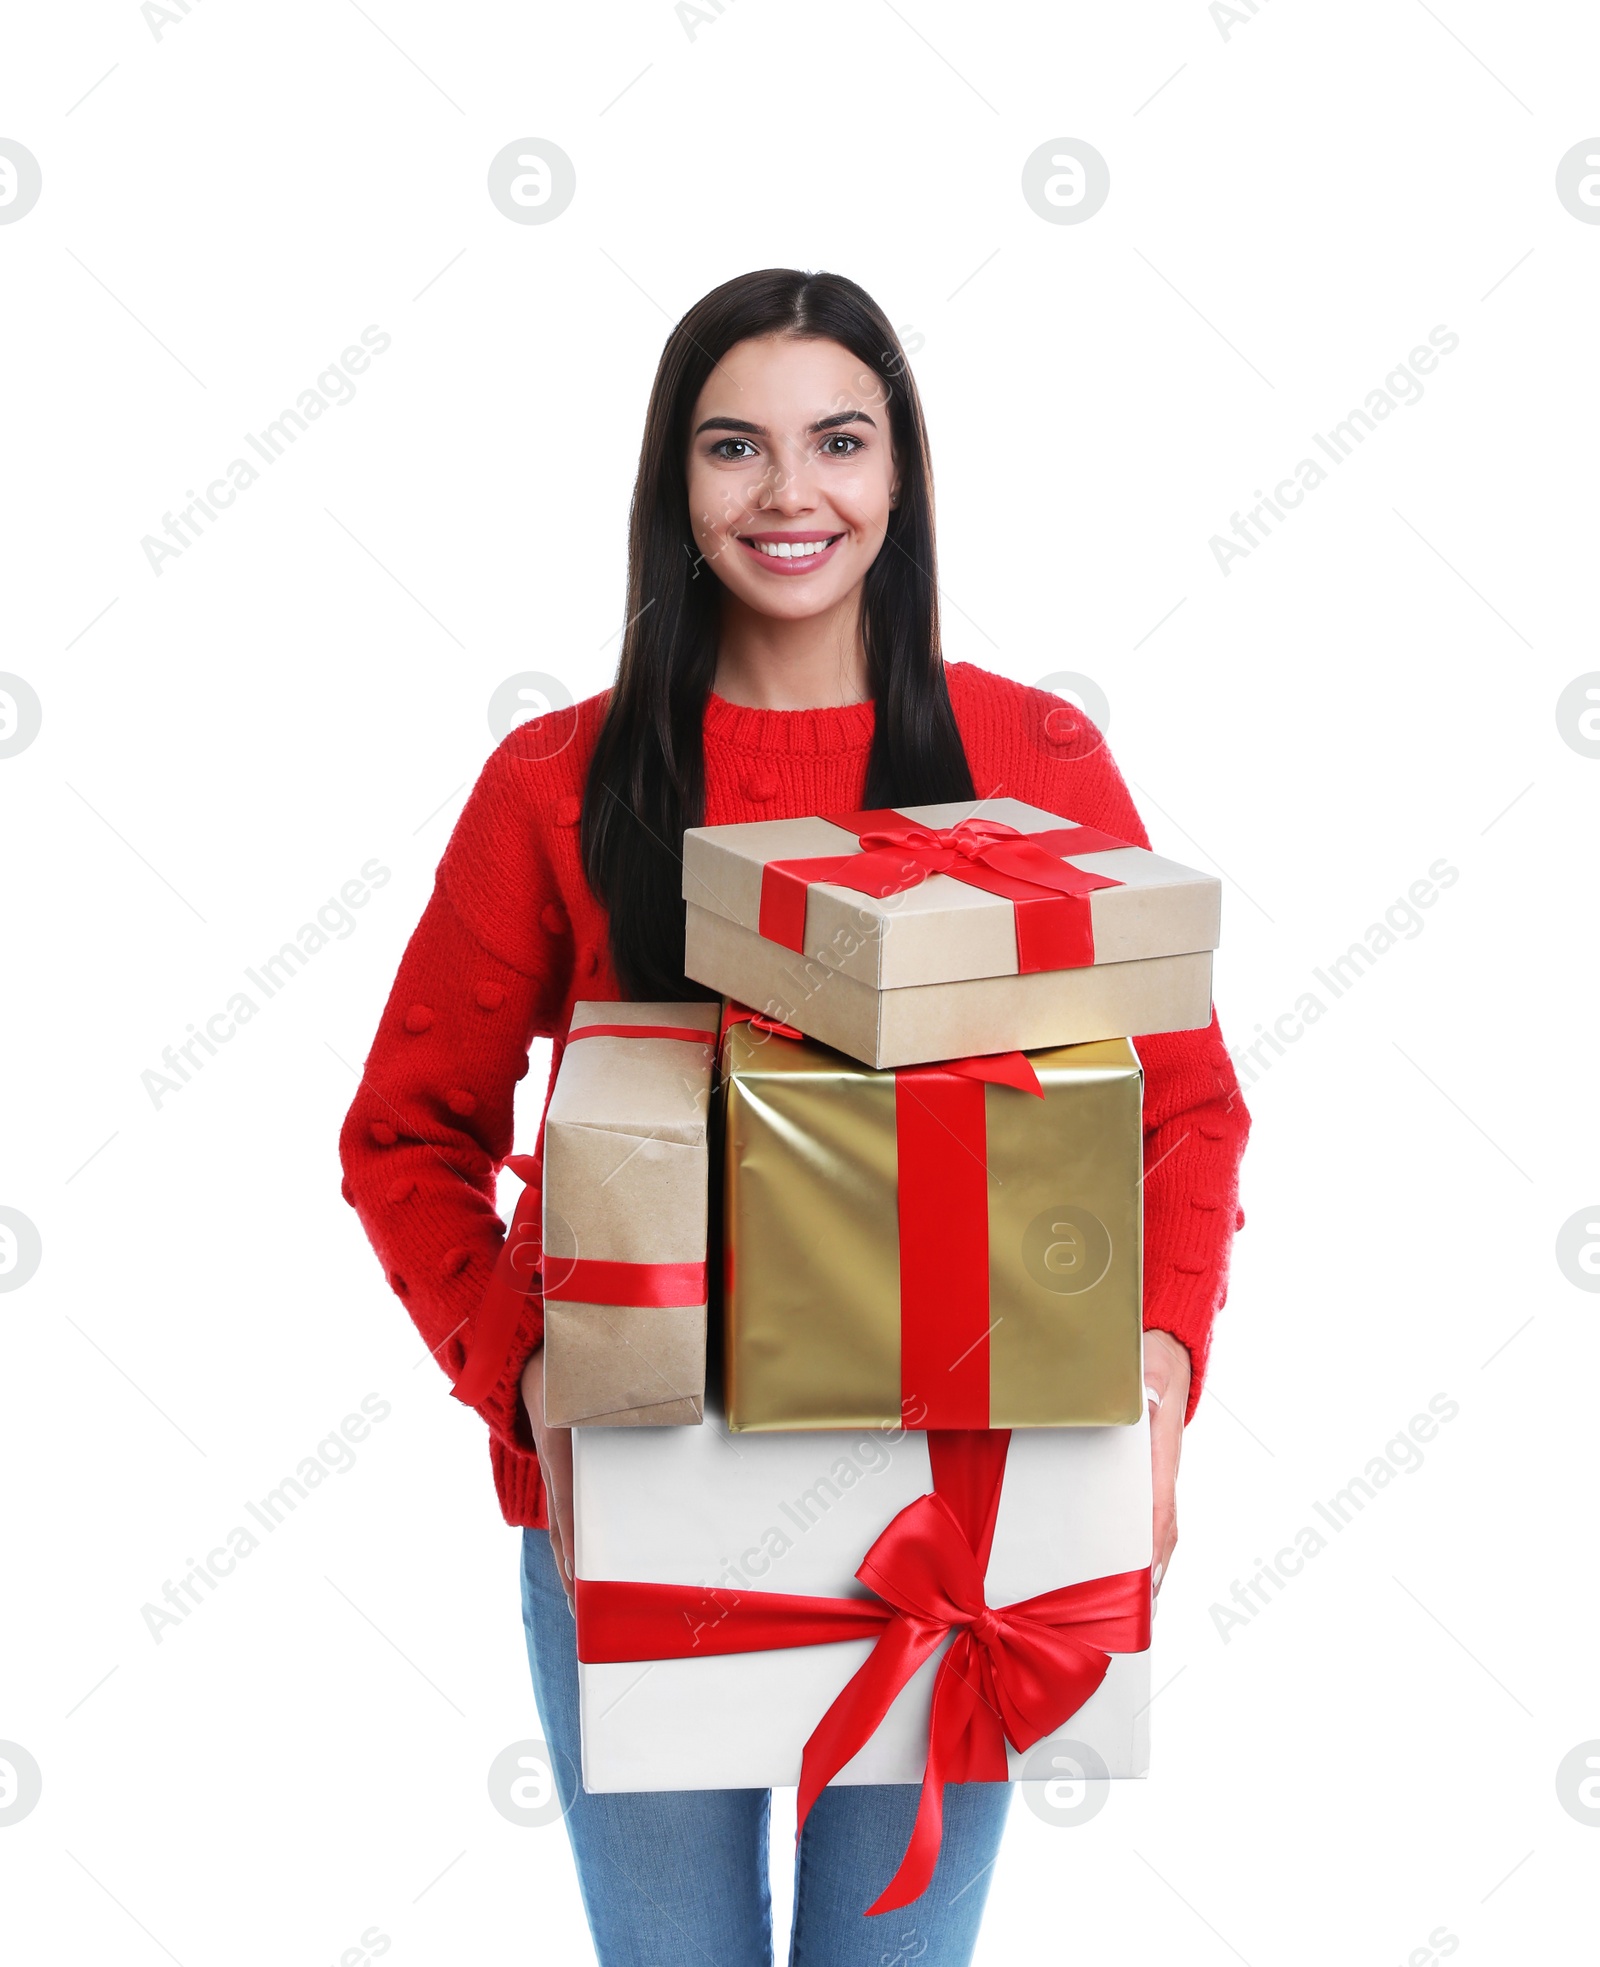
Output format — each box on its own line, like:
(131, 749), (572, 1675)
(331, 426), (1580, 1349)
(339, 268), (1250, 1966)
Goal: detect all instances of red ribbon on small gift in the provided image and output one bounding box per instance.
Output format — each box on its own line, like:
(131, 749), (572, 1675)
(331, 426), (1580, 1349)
(567, 1020), (718, 1046)
(719, 1001), (805, 1043)
(452, 1014), (715, 1407)
(721, 1006), (1041, 1429)
(576, 1427), (1151, 1915)
(756, 808), (1134, 974)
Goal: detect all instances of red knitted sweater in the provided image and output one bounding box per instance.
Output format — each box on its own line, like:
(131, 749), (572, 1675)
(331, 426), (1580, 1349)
(339, 663), (1250, 1527)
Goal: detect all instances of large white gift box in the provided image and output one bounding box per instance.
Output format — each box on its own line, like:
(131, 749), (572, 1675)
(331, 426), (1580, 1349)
(572, 1402), (1153, 1806)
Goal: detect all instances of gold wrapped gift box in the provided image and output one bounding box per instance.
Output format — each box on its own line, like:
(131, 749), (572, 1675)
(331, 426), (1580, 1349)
(720, 1013), (1144, 1431)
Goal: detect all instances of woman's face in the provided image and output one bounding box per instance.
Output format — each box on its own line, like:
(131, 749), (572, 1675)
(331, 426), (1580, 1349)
(685, 334), (898, 624)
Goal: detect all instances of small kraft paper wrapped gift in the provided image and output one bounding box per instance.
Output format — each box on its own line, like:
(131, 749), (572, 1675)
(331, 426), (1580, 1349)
(574, 1401), (1152, 1916)
(721, 1008), (1144, 1432)
(682, 797), (1220, 1069)
(540, 1000), (719, 1427)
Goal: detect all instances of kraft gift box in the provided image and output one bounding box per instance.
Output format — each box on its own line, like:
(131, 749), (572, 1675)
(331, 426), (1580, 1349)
(572, 1399), (1153, 1906)
(721, 1011), (1145, 1431)
(541, 1000), (719, 1426)
(682, 796), (1219, 1069)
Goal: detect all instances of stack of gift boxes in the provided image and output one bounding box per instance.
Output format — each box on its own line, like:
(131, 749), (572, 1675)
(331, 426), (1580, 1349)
(535, 798), (1221, 1912)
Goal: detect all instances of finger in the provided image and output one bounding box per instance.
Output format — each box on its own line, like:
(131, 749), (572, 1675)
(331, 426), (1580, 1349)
(551, 1452), (577, 1612)
(1150, 1382), (1184, 1471)
(549, 1458), (576, 1605)
(1151, 1512), (1178, 1595)
(1148, 1399), (1182, 1597)
(558, 1503), (577, 1600)
(547, 1514), (576, 1612)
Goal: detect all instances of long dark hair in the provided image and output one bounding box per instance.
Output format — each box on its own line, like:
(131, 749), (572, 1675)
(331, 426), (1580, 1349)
(581, 267), (975, 1000)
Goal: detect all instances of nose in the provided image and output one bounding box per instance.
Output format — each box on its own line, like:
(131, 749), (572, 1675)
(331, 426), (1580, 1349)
(750, 437), (820, 517)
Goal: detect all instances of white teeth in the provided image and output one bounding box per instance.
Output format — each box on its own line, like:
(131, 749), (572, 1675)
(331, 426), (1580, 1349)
(750, 537), (833, 558)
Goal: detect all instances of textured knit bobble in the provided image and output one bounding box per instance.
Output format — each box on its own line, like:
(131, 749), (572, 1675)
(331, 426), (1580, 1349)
(475, 981), (506, 1011)
(441, 1245), (475, 1279)
(386, 1177), (416, 1204)
(582, 948), (600, 977)
(340, 1177), (356, 1206)
(740, 766), (779, 802)
(404, 1004), (435, 1034)
(446, 1088), (478, 1116)
(369, 1120), (397, 1146)
(554, 795), (581, 826)
(540, 902), (569, 936)
(514, 1054), (531, 1080)
(1190, 1193), (1221, 1212)
(389, 1270), (409, 1296)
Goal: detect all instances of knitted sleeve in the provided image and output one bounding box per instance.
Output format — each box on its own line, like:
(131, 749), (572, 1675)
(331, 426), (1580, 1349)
(948, 665), (1252, 1422)
(338, 723), (573, 1452)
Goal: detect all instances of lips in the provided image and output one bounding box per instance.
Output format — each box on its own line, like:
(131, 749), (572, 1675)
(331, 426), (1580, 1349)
(736, 531), (844, 575)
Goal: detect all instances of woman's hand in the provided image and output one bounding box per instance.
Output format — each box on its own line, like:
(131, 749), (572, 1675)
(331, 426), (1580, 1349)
(1143, 1329), (1191, 1601)
(520, 1346), (576, 1613)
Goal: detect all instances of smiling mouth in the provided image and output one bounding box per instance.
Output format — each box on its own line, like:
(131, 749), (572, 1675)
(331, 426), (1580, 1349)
(737, 531), (844, 566)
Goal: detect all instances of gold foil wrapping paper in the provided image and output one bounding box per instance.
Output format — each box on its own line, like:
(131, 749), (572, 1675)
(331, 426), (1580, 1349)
(721, 1018), (1144, 1430)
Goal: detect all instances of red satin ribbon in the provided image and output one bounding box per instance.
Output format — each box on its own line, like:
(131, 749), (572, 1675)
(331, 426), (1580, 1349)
(896, 1068), (989, 1428)
(757, 809), (1133, 974)
(719, 1002), (804, 1042)
(452, 1015), (712, 1408)
(547, 1256), (707, 1308)
(568, 1022), (717, 1045)
(576, 1428), (1151, 1915)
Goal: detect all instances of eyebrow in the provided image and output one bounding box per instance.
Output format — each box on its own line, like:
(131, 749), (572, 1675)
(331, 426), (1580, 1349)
(692, 409), (878, 438)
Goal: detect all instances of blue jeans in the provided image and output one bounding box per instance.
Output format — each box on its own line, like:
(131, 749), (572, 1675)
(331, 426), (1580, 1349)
(520, 1527), (1012, 1966)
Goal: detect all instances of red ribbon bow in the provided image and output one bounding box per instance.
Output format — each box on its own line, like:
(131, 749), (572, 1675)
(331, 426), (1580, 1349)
(577, 1429), (1151, 1915)
(855, 815), (1078, 878)
(759, 808), (1134, 974)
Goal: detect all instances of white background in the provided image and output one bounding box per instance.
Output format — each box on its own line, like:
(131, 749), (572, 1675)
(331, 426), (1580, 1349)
(3, 2), (1597, 1961)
